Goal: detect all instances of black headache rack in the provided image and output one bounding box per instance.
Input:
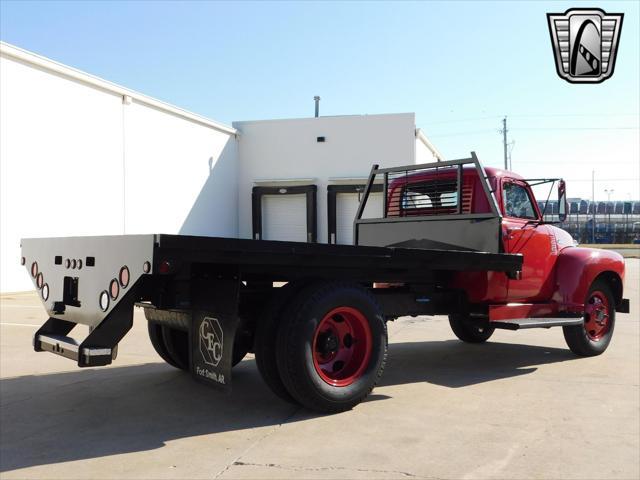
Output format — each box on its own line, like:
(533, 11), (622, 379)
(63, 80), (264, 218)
(354, 152), (503, 253)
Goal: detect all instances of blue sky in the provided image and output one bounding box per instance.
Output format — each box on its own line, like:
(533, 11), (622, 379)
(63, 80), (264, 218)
(1, 0), (638, 200)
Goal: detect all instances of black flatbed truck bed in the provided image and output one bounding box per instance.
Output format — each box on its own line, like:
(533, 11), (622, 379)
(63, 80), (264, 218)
(22, 232), (522, 410)
(154, 234), (522, 283)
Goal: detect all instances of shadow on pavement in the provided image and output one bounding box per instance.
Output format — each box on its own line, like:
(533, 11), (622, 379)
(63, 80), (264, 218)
(0, 339), (576, 472)
(382, 339), (576, 388)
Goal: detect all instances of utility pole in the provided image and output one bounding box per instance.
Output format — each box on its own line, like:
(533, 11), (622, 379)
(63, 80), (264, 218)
(500, 116), (508, 170)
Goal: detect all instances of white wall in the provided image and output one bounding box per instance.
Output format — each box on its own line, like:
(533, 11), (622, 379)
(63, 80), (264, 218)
(1, 43), (443, 292)
(233, 113), (417, 242)
(0, 45), (237, 292)
(123, 101), (237, 237)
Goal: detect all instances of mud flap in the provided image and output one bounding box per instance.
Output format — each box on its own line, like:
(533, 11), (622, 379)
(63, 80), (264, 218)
(190, 275), (240, 392)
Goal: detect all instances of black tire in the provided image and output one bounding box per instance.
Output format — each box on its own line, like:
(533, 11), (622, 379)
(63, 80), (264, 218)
(161, 325), (190, 370)
(449, 314), (495, 343)
(275, 281), (388, 413)
(147, 322), (183, 369)
(231, 327), (251, 367)
(254, 281), (312, 403)
(563, 280), (616, 356)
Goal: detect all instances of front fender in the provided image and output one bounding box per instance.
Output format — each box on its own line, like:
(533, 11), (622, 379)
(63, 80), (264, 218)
(553, 247), (625, 312)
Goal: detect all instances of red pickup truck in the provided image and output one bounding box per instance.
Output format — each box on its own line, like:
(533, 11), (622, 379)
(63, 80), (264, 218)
(370, 159), (628, 356)
(22, 154), (629, 412)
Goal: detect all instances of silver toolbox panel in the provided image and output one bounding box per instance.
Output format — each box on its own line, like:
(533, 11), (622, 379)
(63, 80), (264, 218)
(21, 235), (156, 327)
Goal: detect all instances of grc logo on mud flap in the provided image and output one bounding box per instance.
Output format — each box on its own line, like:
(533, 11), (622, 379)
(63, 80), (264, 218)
(200, 317), (223, 367)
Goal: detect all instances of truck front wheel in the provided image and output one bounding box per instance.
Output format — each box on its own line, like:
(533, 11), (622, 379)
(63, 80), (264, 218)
(276, 282), (387, 413)
(449, 314), (494, 343)
(563, 280), (616, 356)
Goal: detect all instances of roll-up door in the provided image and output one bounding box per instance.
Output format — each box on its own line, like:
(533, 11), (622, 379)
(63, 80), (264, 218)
(334, 190), (383, 245)
(262, 194), (307, 242)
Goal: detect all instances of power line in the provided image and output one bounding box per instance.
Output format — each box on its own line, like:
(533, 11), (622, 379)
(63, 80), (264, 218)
(513, 126), (638, 131)
(427, 126), (638, 137)
(428, 129), (495, 138)
(421, 112), (639, 126)
(564, 178), (640, 182)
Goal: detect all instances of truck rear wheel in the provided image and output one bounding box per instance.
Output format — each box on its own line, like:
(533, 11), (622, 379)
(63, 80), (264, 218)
(254, 281), (312, 403)
(148, 322), (248, 370)
(449, 314), (494, 343)
(563, 280), (616, 356)
(275, 282), (387, 413)
(148, 322), (183, 369)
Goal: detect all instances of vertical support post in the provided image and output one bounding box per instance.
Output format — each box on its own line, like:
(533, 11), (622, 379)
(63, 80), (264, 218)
(327, 187), (336, 244)
(306, 186), (317, 243)
(382, 172), (388, 218)
(353, 164), (378, 245)
(251, 188), (262, 240)
(592, 170), (596, 243)
(456, 164), (463, 214)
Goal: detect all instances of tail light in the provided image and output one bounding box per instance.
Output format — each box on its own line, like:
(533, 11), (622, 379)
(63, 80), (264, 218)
(119, 266), (130, 288)
(109, 279), (119, 300)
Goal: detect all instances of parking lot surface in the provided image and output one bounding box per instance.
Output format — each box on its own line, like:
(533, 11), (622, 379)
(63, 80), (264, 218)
(1, 259), (638, 479)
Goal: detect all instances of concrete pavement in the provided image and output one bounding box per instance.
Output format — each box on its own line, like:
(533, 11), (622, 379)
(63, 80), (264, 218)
(1, 260), (638, 479)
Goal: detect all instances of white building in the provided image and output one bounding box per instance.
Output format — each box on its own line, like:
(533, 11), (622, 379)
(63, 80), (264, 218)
(0, 42), (442, 292)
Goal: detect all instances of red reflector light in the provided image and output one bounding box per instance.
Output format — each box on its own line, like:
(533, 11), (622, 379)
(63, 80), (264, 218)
(31, 262), (38, 278)
(158, 261), (171, 274)
(109, 279), (120, 300)
(119, 266), (130, 288)
(36, 272), (44, 289)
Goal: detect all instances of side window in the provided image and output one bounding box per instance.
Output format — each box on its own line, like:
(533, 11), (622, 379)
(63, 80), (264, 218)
(503, 183), (537, 219)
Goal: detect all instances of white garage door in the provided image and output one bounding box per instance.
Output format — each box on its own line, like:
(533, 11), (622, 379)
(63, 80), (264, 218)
(262, 194), (308, 242)
(336, 192), (383, 245)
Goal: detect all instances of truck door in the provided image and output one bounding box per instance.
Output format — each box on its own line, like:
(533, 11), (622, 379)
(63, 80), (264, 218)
(502, 180), (557, 302)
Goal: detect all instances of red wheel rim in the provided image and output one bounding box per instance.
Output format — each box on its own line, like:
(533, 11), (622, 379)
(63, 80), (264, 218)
(312, 306), (372, 387)
(584, 290), (611, 341)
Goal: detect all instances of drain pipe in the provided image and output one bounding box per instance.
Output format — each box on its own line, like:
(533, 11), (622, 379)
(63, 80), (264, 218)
(314, 96), (320, 117)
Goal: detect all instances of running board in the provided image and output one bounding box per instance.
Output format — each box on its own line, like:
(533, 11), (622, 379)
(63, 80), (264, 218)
(35, 333), (116, 366)
(490, 317), (584, 330)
